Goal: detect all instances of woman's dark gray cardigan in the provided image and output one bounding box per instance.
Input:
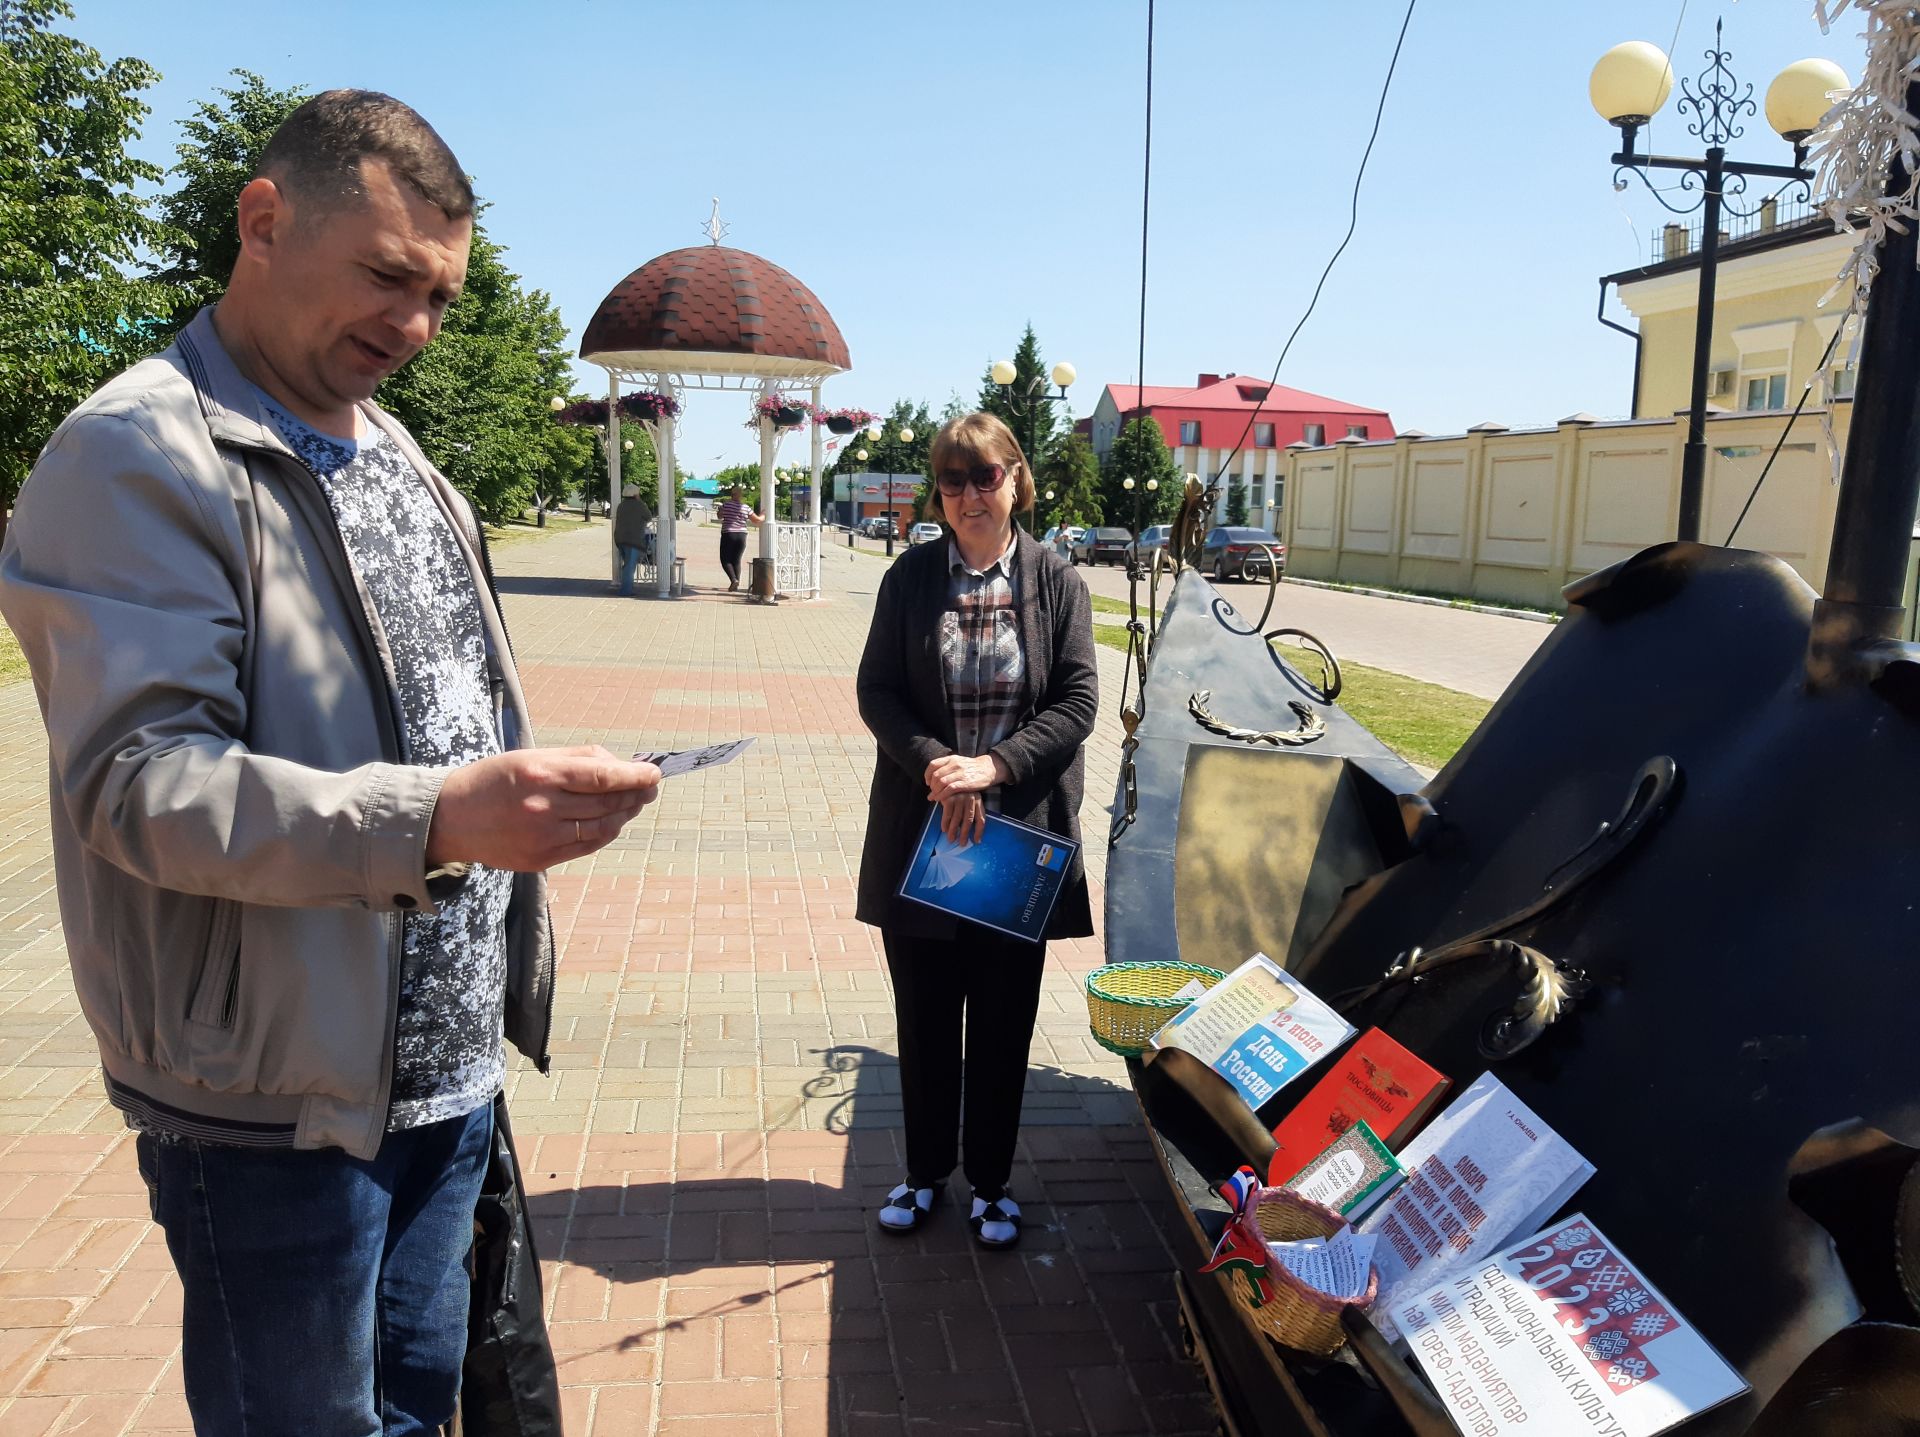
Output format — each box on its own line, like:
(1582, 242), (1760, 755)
(854, 530), (1099, 940)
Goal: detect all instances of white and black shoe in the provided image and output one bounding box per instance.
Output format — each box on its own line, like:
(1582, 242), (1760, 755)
(877, 1180), (942, 1234)
(969, 1191), (1023, 1249)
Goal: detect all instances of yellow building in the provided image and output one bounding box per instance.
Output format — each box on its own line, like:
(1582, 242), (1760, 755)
(1606, 201), (1859, 420)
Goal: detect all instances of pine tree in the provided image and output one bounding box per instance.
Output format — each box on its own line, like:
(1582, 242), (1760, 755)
(1098, 417), (1182, 528)
(977, 324), (1058, 467)
(1036, 435), (1102, 531)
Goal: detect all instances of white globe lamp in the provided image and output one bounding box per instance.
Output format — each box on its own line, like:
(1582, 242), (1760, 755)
(1590, 41), (1675, 126)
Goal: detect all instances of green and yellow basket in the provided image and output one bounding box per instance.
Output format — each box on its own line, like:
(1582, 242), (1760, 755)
(1084, 960), (1226, 1057)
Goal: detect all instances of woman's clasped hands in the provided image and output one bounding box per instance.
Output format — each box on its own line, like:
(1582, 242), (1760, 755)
(924, 752), (1009, 844)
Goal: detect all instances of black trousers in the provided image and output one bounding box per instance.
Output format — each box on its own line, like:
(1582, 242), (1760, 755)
(719, 530), (747, 585)
(881, 927), (1048, 1197)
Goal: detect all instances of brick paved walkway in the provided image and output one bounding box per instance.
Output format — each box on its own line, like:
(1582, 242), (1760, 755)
(0, 520), (1214, 1436)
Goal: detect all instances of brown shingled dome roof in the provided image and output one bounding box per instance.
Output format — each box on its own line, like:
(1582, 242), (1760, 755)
(578, 245), (849, 376)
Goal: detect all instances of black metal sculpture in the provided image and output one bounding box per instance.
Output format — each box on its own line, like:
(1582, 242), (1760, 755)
(1108, 78), (1920, 1437)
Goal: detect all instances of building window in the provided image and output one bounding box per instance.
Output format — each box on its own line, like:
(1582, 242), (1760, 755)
(1744, 373), (1788, 411)
(1303, 423), (1326, 446)
(1254, 423), (1275, 448)
(1179, 420), (1200, 446)
(1346, 424), (1369, 439)
(1830, 363), (1857, 399)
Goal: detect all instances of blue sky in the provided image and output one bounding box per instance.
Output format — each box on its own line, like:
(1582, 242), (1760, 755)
(76, 0), (1866, 477)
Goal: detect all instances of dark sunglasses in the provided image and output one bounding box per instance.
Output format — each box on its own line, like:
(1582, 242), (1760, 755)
(935, 462), (1011, 496)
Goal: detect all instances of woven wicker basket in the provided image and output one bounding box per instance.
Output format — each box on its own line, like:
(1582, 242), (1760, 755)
(1084, 961), (1226, 1056)
(1226, 1186), (1378, 1356)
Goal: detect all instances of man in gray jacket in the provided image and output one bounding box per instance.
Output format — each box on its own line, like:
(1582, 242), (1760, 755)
(0, 91), (658, 1435)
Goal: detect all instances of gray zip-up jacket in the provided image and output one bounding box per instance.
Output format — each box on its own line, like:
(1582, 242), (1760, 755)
(0, 309), (554, 1160)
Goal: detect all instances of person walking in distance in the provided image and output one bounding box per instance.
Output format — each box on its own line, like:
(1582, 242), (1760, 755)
(0, 91), (663, 1436)
(716, 483), (762, 592)
(854, 412), (1098, 1249)
(614, 481), (654, 595)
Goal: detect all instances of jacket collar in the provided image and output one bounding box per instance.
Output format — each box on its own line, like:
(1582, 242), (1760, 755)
(176, 306), (397, 464)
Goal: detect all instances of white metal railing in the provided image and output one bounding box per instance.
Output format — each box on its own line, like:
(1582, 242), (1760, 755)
(774, 522), (818, 597)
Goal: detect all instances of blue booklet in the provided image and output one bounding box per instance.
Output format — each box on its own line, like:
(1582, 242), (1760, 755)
(897, 805), (1078, 943)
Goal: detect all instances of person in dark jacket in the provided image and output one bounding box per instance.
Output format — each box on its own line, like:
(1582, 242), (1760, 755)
(613, 483), (654, 595)
(854, 412), (1098, 1249)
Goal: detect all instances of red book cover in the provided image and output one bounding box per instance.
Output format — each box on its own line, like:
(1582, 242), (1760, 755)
(1265, 1028), (1449, 1187)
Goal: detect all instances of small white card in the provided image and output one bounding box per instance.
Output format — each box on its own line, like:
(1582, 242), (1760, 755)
(632, 737), (756, 777)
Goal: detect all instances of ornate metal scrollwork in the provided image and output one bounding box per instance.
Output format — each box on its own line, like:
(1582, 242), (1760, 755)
(1187, 690), (1326, 747)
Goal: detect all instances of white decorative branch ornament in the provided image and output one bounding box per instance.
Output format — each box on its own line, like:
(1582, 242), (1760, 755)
(1811, 1), (1920, 312)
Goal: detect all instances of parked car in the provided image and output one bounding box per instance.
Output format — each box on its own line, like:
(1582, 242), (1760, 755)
(1136, 524), (1173, 559)
(1074, 527), (1135, 566)
(861, 516), (898, 540)
(907, 522), (943, 546)
(1199, 526), (1286, 580)
(1043, 524), (1086, 557)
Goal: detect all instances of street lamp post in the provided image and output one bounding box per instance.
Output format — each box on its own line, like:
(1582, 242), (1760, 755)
(991, 359), (1076, 531)
(1590, 24), (1845, 542)
(885, 426), (914, 558)
(848, 444), (869, 547)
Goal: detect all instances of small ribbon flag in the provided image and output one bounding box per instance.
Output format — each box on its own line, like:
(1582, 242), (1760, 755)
(1198, 1165), (1279, 1307)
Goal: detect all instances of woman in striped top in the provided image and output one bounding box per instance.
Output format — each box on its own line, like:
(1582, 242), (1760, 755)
(715, 486), (762, 592)
(854, 413), (1098, 1250)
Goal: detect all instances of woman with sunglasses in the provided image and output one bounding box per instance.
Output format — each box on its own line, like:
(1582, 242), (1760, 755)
(854, 412), (1098, 1249)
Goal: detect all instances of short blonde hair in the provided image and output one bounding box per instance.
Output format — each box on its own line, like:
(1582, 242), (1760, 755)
(924, 413), (1035, 525)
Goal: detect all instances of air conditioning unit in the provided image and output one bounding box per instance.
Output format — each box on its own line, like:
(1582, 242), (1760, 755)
(1709, 367), (1736, 399)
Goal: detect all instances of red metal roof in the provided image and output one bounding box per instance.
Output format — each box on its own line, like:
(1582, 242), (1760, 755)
(1101, 373), (1385, 417)
(579, 245), (849, 369)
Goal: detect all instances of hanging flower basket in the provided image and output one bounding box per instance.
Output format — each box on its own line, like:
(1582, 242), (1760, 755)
(815, 407), (879, 435)
(746, 394), (815, 430)
(618, 390), (682, 423)
(551, 397), (610, 427)
(552, 392), (682, 427)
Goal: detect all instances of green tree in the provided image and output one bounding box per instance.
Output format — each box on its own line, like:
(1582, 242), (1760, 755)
(1225, 483), (1249, 525)
(977, 323), (1058, 467)
(149, 70), (301, 337)
(1036, 433), (1101, 531)
(0, 0), (186, 511)
(377, 223), (588, 523)
(1099, 416), (1182, 529)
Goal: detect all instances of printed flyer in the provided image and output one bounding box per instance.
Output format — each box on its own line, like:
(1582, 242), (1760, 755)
(1360, 1073), (1594, 1342)
(1151, 953), (1352, 1111)
(1395, 1214), (1748, 1437)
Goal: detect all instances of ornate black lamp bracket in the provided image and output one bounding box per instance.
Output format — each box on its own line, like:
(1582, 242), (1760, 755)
(1678, 21), (1754, 149)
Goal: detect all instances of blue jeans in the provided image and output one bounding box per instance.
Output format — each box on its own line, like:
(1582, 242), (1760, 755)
(617, 543), (643, 594)
(136, 1103), (493, 1436)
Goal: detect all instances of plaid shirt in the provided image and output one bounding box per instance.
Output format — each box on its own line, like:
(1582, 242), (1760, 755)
(941, 537), (1025, 808)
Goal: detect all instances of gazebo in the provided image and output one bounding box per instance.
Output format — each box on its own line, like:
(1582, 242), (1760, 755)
(578, 226), (850, 599)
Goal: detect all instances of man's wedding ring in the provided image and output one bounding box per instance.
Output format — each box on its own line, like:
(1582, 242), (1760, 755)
(574, 820), (582, 843)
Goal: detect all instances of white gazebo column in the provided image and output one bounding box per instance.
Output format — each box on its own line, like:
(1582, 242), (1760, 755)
(808, 381), (824, 596)
(758, 387), (778, 569)
(655, 377), (678, 599)
(606, 372), (622, 585)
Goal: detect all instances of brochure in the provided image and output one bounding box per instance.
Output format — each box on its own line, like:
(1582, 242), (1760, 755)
(631, 737), (755, 776)
(1267, 1227), (1380, 1302)
(896, 806), (1078, 944)
(1361, 1072), (1595, 1342)
(1396, 1214), (1748, 1437)
(1150, 953), (1353, 1112)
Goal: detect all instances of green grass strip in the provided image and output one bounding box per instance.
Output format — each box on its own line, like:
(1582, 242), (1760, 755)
(1091, 624), (1489, 770)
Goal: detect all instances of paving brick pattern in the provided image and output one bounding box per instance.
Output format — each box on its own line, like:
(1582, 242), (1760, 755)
(0, 521), (1214, 1436)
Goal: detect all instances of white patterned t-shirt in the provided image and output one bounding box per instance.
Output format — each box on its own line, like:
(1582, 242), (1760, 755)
(263, 400), (513, 1131)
